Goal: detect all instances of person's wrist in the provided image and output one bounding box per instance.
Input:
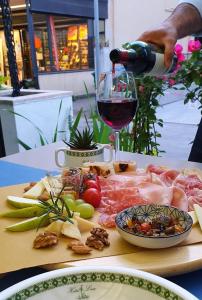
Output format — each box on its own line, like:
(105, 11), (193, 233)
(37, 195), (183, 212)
(161, 22), (178, 42)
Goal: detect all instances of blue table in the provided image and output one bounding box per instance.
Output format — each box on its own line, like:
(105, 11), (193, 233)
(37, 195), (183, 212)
(0, 161), (201, 299)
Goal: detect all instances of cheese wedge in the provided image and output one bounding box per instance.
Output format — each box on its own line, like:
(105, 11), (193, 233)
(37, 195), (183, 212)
(45, 220), (64, 235)
(23, 181), (45, 199)
(74, 215), (99, 233)
(188, 210), (198, 226)
(41, 176), (62, 195)
(193, 204), (202, 230)
(61, 219), (81, 240)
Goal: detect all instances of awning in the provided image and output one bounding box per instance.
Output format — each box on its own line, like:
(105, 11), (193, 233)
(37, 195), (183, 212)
(29, 0), (108, 19)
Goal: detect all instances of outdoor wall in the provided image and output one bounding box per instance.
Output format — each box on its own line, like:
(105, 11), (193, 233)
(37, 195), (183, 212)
(0, 90), (73, 155)
(38, 71), (95, 97)
(106, 0), (189, 51)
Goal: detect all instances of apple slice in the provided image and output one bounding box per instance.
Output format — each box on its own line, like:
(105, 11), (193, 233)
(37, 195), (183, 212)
(194, 204), (202, 231)
(7, 196), (44, 208)
(6, 213), (49, 232)
(23, 181), (45, 199)
(61, 219), (81, 240)
(188, 210), (198, 226)
(0, 206), (45, 218)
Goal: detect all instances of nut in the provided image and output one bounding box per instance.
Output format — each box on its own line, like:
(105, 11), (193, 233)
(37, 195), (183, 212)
(90, 227), (110, 246)
(24, 186), (31, 192)
(86, 236), (105, 250)
(24, 182), (37, 192)
(33, 231), (58, 249)
(67, 240), (84, 249)
(71, 244), (92, 254)
(38, 191), (50, 201)
(68, 240), (92, 254)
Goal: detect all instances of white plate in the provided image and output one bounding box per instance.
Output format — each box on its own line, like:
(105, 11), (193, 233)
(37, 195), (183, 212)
(0, 266), (198, 300)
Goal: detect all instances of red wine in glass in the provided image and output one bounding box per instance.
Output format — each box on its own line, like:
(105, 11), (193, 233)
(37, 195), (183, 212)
(97, 98), (138, 131)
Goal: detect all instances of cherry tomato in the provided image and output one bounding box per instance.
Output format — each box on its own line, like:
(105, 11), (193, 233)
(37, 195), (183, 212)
(140, 222), (151, 233)
(83, 173), (99, 185)
(85, 179), (101, 191)
(82, 188), (101, 208)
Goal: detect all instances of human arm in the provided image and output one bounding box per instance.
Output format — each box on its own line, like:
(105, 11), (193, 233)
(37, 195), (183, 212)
(137, 2), (202, 68)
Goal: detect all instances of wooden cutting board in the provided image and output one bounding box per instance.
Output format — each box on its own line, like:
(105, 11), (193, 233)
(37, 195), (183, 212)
(0, 183), (202, 276)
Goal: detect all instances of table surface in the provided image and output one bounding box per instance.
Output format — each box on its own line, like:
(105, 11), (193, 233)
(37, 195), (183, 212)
(1, 143), (202, 299)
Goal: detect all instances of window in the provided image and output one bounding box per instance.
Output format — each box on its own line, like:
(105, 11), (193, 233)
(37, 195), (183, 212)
(56, 23), (89, 70)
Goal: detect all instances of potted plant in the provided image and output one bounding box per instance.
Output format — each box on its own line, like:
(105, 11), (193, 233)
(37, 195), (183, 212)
(55, 112), (113, 168)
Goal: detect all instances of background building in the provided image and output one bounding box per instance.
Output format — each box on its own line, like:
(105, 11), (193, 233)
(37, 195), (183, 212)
(0, 0), (192, 96)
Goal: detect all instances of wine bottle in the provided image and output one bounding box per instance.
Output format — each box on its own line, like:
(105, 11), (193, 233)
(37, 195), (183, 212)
(109, 41), (177, 76)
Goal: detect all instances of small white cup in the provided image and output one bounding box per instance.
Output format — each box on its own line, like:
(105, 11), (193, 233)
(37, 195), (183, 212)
(55, 143), (113, 168)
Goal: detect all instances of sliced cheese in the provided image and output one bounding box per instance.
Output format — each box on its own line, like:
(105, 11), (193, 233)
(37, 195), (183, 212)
(74, 215), (99, 233)
(188, 210), (198, 226)
(45, 220), (64, 235)
(193, 204), (202, 230)
(61, 219), (81, 240)
(23, 181), (45, 199)
(41, 176), (62, 195)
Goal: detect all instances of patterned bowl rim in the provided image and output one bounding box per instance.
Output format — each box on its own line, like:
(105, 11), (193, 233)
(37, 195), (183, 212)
(67, 143), (104, 153)
(0, 266), (197, 300)
(115, 205), (193, 239)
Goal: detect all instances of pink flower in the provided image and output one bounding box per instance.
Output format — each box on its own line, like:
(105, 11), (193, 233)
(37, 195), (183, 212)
(109, 133), (115, 142)
(139, 85), (144, 93)
(174, 43), (183, 54)
(177, 53), (185, 62)
(188, 40), (201, 52)
(168, 79), (175, 86)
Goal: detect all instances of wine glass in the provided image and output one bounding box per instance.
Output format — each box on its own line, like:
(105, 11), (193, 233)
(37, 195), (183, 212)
(97, 69), (138, 161)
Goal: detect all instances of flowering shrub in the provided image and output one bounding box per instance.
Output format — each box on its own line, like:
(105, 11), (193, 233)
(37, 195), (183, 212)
(171, 39), (202, 105)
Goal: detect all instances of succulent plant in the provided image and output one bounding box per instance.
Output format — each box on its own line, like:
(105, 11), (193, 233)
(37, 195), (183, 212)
(63, 128), (97, 150)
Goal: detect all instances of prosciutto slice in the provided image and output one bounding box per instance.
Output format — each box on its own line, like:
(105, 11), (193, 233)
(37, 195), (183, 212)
(171, 186), (188, 212)
(138, 182), (173, 206)
(97, 165), (202, 228)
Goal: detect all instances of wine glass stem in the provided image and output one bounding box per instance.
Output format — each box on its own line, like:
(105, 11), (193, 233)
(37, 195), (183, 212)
(115, 130), (120, 161)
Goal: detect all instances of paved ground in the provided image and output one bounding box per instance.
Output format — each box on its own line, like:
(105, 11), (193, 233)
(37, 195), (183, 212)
(72, 88), (201, 161)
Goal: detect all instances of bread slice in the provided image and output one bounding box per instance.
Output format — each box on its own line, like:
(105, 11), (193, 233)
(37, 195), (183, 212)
(82, 162), (115, 177)
(113, 161), (136, 173)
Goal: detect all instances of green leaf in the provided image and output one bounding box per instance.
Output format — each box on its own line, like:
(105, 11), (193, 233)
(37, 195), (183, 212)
(53, 100), (63, 143)
(100, 125), (111, 144)
(8, 110), (49, 144)
(69, 108), (83, 141)
(17, 138), (32, 150)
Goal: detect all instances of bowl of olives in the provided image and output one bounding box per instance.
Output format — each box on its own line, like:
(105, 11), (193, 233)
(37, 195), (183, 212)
(115, 205), (193, 249)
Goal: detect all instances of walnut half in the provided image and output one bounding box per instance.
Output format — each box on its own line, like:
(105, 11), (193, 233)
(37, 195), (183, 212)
(33, 231), (58, 249)
(85, 227), (110, 250)
(68, 240), (92, 254)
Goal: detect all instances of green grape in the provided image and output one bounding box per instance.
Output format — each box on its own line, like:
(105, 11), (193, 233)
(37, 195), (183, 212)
(75, 199), (85, 206)
(75, 203), (94, 219)
(62, 196), (76, 211)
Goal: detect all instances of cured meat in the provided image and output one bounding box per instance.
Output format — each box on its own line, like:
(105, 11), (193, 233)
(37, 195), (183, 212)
(159, 170), (180, 187)
(173, 174), (202, 194)
(171, 186), (188, 212)
(188, 196), (202, 211)
(138, 182), (173, 206)
(146, 164), (167, 175)
(187, 188), (202, 210)
(97, 164), (202, 227)
(98, 213), (116, 228)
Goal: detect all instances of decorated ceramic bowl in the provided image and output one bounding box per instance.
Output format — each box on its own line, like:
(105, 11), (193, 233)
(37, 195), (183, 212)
(115, 205), (193, 249)
(0, 266), (198, 300)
